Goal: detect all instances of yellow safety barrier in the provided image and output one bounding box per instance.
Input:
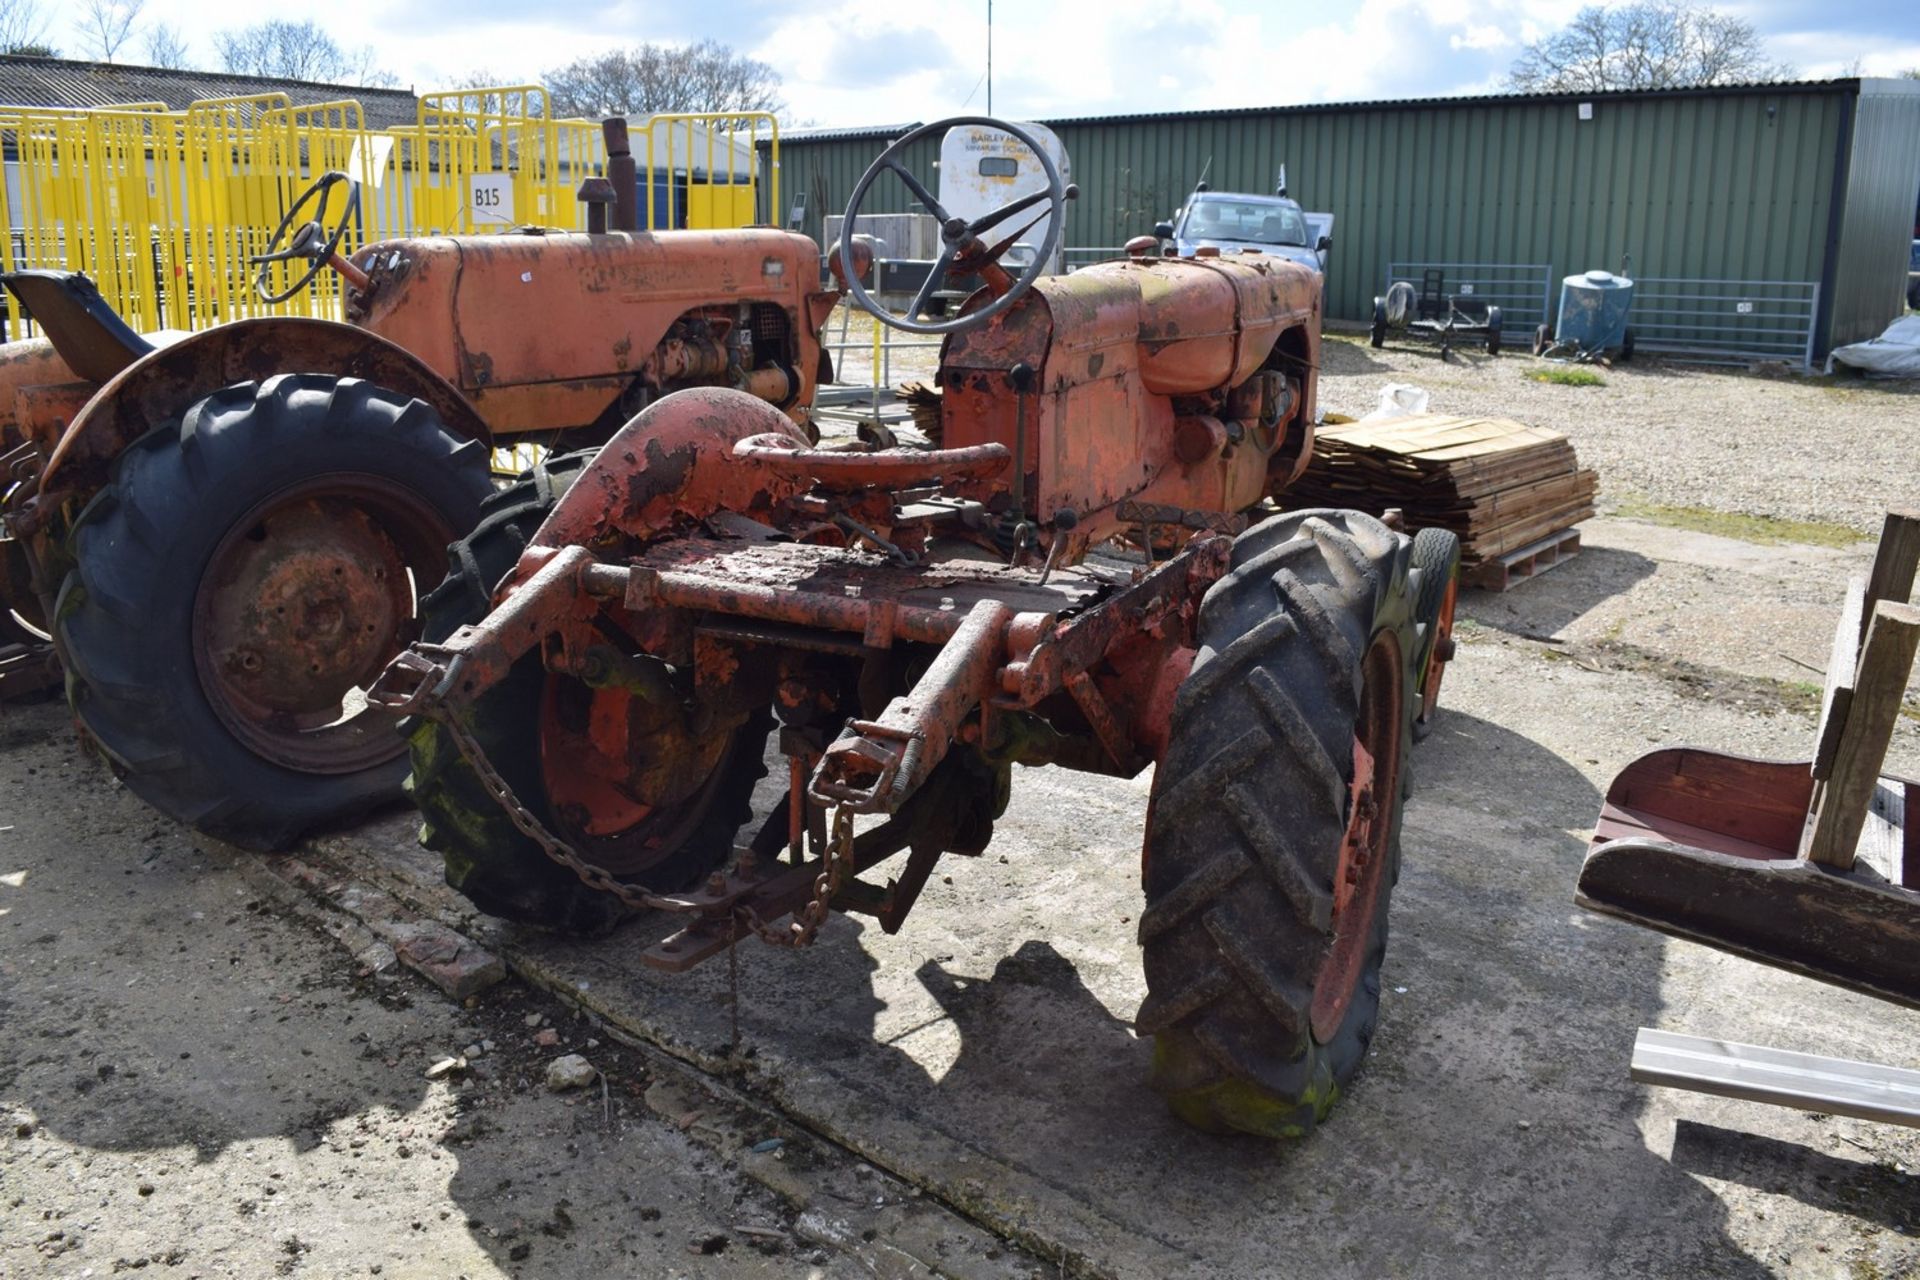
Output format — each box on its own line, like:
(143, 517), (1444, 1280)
(0, 90), (782, 343)
(635, 112), (778, 232)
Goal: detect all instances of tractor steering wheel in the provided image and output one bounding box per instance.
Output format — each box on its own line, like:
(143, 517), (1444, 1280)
(251, 171), (359, 304)
(839, 116), (1073, 336)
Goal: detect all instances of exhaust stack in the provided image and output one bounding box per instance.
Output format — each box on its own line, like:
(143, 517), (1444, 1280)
(603, 117), (639, 233)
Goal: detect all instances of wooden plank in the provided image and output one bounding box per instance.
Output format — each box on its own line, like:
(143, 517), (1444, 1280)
(1804, 602), (1920, 867)
(1811, 575), (1868, 781)
(1631, 1028), (1920, 1128)
(1861, 508), (1920, 647)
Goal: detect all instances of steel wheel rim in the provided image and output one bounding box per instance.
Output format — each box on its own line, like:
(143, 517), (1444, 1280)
(1310, 628), (1404, 1042)
(192, 474), (455, 774)
(1419, 573), (1458, 724)
(537, 674), (738, 877)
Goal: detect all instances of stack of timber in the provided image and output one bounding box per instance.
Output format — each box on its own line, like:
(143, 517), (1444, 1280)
(1286, 413), (1598, 589)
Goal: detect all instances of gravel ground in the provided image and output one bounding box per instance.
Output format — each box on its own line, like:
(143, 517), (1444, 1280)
(828, 301), (1920, 538)
(1315, 331), (1920, 537)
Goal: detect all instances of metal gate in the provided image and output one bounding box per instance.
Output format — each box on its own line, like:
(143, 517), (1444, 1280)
(1383, 261), (1555, 329)
(1625, 277), (1820, 366)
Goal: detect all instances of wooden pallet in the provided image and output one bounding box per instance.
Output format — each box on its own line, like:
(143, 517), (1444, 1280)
(1464, 527), (1582, 591)
(1287, 413), (1597, 571)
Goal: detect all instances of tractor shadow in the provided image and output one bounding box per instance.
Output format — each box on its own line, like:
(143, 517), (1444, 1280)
(495, 704), (1785, 1276)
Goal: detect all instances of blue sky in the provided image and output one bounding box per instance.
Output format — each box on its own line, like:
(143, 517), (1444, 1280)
(129, 0), (1920, 125)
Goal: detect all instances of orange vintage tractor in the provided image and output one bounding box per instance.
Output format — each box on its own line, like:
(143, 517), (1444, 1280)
(0, 118), (835, 849)
(372, 117), (1464, 1138)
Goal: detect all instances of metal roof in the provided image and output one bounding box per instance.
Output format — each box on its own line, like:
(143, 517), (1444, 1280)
(0, 55), (420, 130)
(776, 122), (919, 144)
(1034, 77), (1861, 128)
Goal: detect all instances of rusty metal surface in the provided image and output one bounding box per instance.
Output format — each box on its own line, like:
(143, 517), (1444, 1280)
(191, 474), (456, 774)
(938, 251), (1321, 542)
(348, 226), (823, 428)
(374, 166), (1393, 967)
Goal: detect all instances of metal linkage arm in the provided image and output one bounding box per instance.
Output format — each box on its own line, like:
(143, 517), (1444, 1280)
(367, 545), (600, 715)
(810, 599), (1015, 813)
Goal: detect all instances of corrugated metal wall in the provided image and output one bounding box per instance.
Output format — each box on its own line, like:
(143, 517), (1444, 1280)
(1828, 80), (1920, 346)
(773, 83), (1888, 350)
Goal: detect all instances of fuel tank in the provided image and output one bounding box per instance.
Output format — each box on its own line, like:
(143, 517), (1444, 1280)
(939, 250), (1319, 528)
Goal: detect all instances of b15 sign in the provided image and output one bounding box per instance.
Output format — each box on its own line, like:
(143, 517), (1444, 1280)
(470, 174), (516, 227)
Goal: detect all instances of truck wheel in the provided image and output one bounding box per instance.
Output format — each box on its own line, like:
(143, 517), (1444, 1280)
(1138, 509), (1416, 1138)
(1410, 527), (1461, 740)
(55, 375), (493, 849)
(406, 450), (768, 934)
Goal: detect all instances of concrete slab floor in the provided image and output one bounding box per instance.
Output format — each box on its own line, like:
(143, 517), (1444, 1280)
(283, 519), (1920, 1279)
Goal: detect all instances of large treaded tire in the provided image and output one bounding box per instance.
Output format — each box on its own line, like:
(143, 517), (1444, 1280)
(405, 450), (767, 934)
(55, 375), (493, 849)
(1138, 509), (1417, 1138)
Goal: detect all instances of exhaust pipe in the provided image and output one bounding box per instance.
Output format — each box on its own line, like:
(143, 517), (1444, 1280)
(603, 116), (639, 233)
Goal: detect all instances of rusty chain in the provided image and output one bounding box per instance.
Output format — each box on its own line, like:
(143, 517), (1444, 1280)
(440, 712), (850, 946)
(739, 805), (853, 949)
(440, 712), (665, 914)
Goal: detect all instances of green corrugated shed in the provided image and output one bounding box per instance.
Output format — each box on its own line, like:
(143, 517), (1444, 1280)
(768, 79), (1920, 357)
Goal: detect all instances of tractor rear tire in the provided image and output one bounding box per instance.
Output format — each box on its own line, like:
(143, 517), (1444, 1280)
(55, 375), (494, 849)
(405, 450), (768, 934)
(1138, 509), (1416, 1139)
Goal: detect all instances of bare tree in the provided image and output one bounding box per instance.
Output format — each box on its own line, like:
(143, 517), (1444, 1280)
(142, 21), (188, 69)
(1508, 2), (1792, 93)
(74, 0), (141, 62)
(0, 0), (53, 54)
(543, 40), (783, 119)
(213, 18), (398, 87)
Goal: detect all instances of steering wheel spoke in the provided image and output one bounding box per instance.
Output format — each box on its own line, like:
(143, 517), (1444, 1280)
(886, 161), (952, 226)
(908, 247), (957, 322)
(967, 187), (1054, 237)
(839, 117), (1067, 337)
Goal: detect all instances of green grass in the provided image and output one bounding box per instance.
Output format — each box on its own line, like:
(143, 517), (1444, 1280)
(1614, 500), (1867, 548)
(1524, 366), (1607, 387)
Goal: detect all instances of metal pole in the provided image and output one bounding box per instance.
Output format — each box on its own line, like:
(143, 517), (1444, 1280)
(987, 0), (993, 115)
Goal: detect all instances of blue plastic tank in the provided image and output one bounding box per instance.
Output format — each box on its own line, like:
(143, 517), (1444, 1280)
(1554, 269), (1635, 352)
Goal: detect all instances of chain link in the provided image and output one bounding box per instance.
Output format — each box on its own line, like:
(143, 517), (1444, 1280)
(740, 806), (853, 949)
(440, 711), (851, 946)
(441, 712), (663, 913)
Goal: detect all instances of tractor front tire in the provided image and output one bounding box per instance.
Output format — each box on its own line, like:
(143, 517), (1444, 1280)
(405, 450), (767, 934)
(1139, 509), (1417, 1139)
(56, 375), (493, 849)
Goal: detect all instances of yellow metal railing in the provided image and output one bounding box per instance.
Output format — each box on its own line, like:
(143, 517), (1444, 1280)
(0, 90), (781, 342)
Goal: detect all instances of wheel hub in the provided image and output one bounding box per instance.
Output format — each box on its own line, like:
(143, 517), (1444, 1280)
(192, 476), (455, 775)
(203, 500), (406, 716)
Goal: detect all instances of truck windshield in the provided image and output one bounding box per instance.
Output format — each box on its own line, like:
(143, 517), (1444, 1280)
(1180, 199), (1309, 247)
